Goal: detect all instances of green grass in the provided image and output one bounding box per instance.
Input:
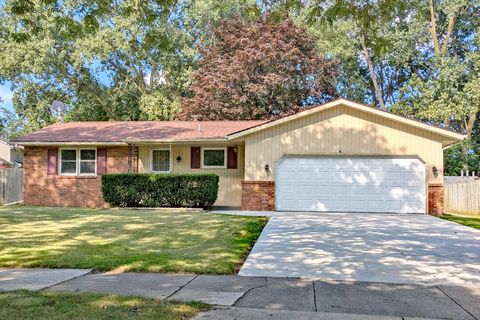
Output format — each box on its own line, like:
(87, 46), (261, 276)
(440, 214), (480, 230)
(0, 290), (209, 320)
(0, 206), (268, 274)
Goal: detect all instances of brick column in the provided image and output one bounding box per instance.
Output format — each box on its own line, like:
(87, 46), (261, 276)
(241, 181), (275, 211)
(428, 184), (444, 216)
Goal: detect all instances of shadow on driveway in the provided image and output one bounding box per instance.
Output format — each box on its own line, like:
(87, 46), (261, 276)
(239, 213), (480, 286)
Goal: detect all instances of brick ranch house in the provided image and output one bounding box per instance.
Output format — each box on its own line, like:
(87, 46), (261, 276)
(13, 99), (464, 214)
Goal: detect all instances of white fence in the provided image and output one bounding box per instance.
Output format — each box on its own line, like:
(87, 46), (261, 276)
(444, 180), (480, 216)
(0, 168), (23, 204)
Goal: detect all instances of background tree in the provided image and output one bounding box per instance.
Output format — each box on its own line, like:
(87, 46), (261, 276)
(299, 0), (479, 175)
(0, 0), (261, 131)
(1, 0), (479, 174)
(179, 18), (338, 120)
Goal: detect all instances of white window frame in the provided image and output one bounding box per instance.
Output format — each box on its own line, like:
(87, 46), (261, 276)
(201, 147), (227, 169)
(58, 147), (97, 176)
(79, 148), (97, 176)
(150, 148), (172, 173)
(59, 148), (78, 176)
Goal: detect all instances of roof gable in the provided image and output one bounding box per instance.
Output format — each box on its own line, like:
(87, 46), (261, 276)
(227, 99), (465, 143)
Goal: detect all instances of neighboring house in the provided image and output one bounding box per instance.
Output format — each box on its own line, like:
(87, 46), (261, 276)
(0, 138), (24, 167)
(12, 99), (464, 214)
(0, 157), (13, 168)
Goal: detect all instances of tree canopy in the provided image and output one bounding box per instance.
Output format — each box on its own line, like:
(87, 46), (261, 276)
(179, 18), (338, 120)
(0, 0), (479, 174)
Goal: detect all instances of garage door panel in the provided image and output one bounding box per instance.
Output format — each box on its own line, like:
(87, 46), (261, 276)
(276, 157), (426, 213)
(367, 201), (384, 210)
(350, 187), (367, 195)
(348, 194), (370, 201)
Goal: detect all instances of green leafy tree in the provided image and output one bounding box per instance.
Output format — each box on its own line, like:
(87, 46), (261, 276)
(0, 0), (263, 134)
(394, 0), (480, 132)
(301, 0), (479, 174)
(0, 0), (189, 129)
(302, 0), (422, 110)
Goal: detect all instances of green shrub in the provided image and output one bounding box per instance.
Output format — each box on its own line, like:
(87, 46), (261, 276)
(101, 173), (219, 208)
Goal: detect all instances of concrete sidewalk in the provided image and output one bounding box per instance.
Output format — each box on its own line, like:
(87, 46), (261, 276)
(0, 268), (91, 291)
(46, 272), (479, 320)
(1, 269), (479, 319)
(192, 308), (447, 320)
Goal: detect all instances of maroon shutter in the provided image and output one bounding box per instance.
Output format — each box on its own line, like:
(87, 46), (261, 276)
(191, 147), (201, 169)
(47, 148), (58, 175)
(227, 147), (238, 169)
(97, 148), (107, 175)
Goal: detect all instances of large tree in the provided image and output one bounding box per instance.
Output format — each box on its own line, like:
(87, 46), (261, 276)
(179, 18), (338, 120)
(300, 0), (479, 174)
(0, 0), (261, 132)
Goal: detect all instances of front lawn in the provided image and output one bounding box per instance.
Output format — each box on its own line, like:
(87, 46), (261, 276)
(0, 290), (209, 320)
(440, 214), (480, 230)
(0, 206), (267, 274)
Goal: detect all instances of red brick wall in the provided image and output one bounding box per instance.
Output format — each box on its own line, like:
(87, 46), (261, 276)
(241, 181), (275, 211)
(428, 183), (444, 216)
(24, 146), (129, 207)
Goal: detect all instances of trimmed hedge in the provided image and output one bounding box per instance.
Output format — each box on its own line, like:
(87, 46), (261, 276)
(101, 173), (219, 208)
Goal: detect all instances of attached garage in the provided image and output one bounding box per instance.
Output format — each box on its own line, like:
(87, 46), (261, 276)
(276, 156), (425, 213)
(229, 99), (465, 214)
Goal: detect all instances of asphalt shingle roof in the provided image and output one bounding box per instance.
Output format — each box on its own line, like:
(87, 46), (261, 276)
(12, 121), (266, 143)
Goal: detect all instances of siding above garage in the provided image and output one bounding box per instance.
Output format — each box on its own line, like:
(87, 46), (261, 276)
(243, 105), (445, 185)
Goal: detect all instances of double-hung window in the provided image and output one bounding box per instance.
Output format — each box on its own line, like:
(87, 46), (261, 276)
(59, 148), (96, 176)
(201, 147), (226, 168)
(60, 149), (77, 175)
(151, 149), (171, 173)
(79, 149), (96, 175)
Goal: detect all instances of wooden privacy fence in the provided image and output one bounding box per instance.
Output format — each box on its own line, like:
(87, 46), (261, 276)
(444, 180), (480, 216)
(0, 168), (23, 204)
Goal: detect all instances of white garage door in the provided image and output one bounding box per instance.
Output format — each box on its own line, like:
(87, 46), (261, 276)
(276, 157), (426, 213)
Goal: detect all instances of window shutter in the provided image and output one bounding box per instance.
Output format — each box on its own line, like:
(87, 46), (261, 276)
(191, 147), (201, 169)
(47, 148), (58, 175)
(97, 148), (107, 175)
(227, 147), (238, 169)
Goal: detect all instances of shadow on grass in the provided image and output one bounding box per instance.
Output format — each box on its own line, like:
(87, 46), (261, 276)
(0, 206), (268, 274)
(0, 290), (210, 320)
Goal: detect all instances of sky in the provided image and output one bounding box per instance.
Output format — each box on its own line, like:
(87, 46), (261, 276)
(0, 0), (12, 110)
(0, 82), (13, 110)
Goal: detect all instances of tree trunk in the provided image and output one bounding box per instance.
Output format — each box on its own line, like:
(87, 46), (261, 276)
(444, 117), (451, 130)
(361, 41), (385, 110)
(429, 0), (441, 54)
(466, 112), (477, 138)
(429, 0), (458, 128)
(442, 15), (456, 52)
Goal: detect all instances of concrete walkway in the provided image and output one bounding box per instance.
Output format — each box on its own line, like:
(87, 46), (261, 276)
(0, 268), (91, 291)
(44, 272), (480, 320)
(193, 308), (452, 320)
(1, 269), (479, 319)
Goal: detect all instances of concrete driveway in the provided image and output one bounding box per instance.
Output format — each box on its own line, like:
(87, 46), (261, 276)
(239, 213), (480, 286)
